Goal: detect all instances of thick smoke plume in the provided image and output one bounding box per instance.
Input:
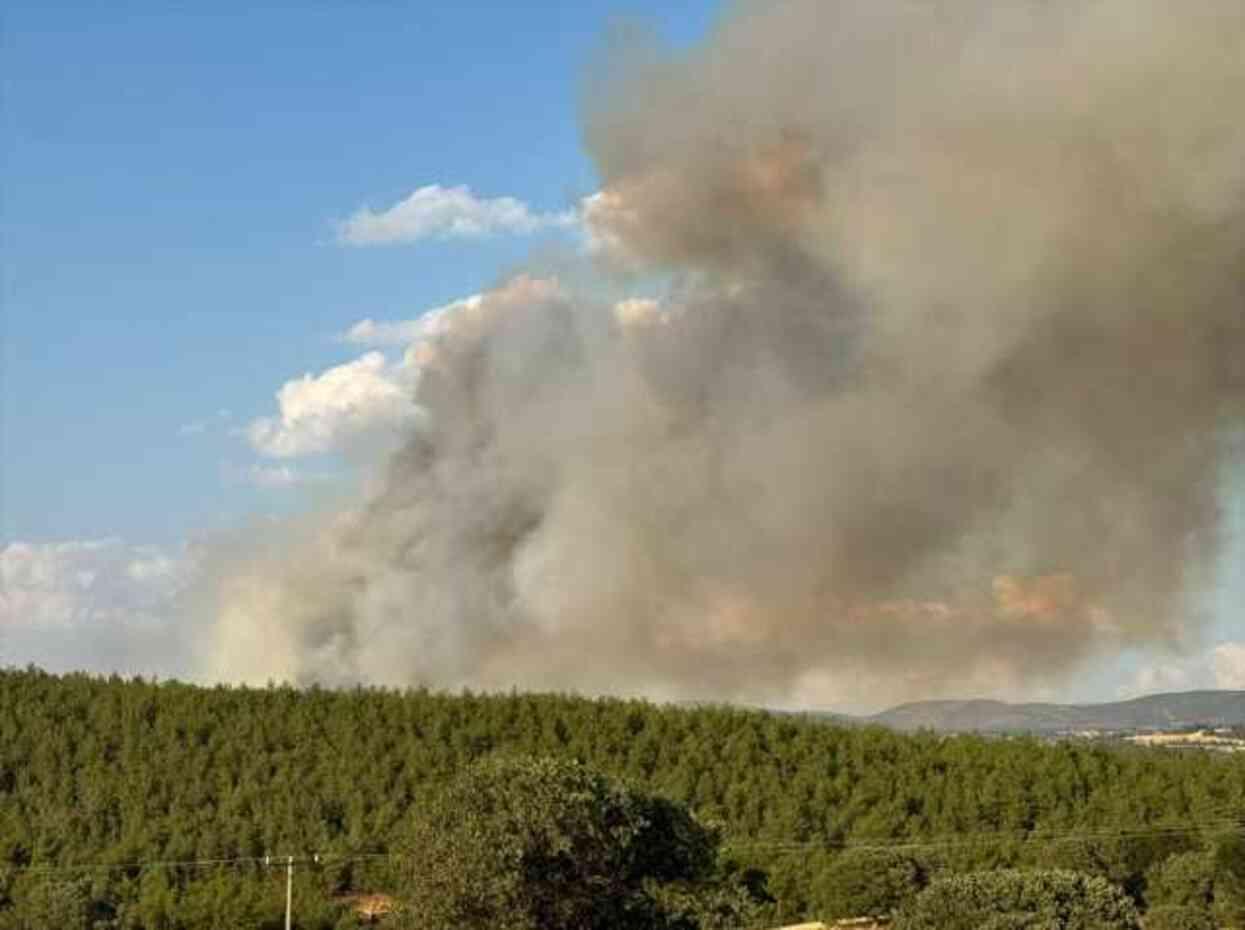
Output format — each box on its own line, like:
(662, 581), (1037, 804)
(210, 0), (1245, 708)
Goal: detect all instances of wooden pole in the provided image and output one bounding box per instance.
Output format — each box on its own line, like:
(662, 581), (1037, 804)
(285, 855), (293, 930)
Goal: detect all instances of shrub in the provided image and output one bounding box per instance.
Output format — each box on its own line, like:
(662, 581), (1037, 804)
(391, 755), (760, 930)
(1146, 851), (1215, 910)
(892, 868), (1140, 930)
(1213, 834), (1245, 926)
(1143, 905), (1217, 930)
(812, 847), (924, 918)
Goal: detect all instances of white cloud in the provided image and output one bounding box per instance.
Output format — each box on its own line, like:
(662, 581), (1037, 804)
(1, 539), (188, 627)
(342, 294), (483, 348)
(337, 184), (577, 246)
(246, 351), (420, 459)
(1212, 642), (1245, 688)
(613, 297), (664, 327)
(222, 462), (333, 489)
(0, 539), (196, 677)
(245, 464), (306, 489)
(1126, 661), (1196, 697)
(579, 189), (633, 260)
(342, 318), (427, 348)
(249, 277), (561, 463)
(1119, 641), (1245, 698)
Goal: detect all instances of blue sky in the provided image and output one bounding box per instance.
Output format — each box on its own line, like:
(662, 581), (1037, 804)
(3, 0), (719, 545)
(2, 0), (1242, 704)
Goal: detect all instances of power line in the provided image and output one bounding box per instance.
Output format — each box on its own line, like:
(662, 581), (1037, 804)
(10, 814), (1243, 878)
(723, 815), (1245, 853)
(8, 851), (397, 877)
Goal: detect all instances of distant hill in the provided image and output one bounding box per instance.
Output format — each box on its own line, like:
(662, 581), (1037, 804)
(850, 690), (1245, 733)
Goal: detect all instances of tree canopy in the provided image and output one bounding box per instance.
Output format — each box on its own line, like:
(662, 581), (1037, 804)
(892, 869), (1141, 930)
(3, 667), (1244, 926)
(392, 755), (754, 930)
(810, 847), (925, 919)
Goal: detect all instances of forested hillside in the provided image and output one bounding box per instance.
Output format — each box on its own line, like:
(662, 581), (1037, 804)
(863, 691), (1245, 733)
(3, 667), (1245, 928)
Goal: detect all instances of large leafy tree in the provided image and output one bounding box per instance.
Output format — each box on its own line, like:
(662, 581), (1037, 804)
(1211, 834), (1245, 927)
(812, 846), (925, 918)
(391, 755), (754, 930)
(892, 869), (1140, 930)
(1146, 850), (1215, 911)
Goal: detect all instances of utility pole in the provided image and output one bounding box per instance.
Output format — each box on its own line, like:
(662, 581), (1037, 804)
(285, 854), (294, 930)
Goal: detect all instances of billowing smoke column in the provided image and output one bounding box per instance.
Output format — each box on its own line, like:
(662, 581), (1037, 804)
(210, 0), (1245, 708)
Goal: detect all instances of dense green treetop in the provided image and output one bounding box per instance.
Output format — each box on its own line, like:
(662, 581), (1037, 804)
(892, 869), (1141, 930)
(391, 755), (757, 930)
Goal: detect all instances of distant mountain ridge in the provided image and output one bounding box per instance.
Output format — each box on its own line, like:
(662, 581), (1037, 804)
(842, 690), (1245, 733)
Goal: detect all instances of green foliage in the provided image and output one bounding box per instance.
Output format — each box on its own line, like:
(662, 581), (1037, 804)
(892, 869), (1141, 930)
(1211, 833), (1245, 927)
(1022, 835), (1198, 905)
(812, 847), (925, 918)
(649, 874), (768, 930)
(2, 667), (1244, 925)
(1147, 851), (1215, 909)
(3, 877), (94, 930)
(1143, 905), (1218, 930)
(976, 915), (1065, 930)
(390, 756), (750, 930)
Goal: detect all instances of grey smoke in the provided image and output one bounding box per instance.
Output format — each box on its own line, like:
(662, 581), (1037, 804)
(209, 0), (1245, 708)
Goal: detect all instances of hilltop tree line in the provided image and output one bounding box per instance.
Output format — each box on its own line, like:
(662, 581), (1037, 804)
(3, 667), (1245, 928)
